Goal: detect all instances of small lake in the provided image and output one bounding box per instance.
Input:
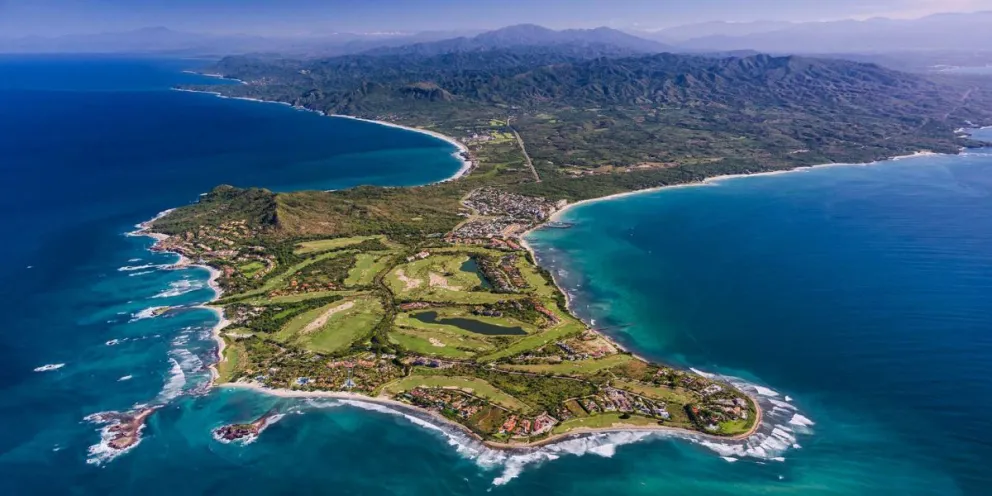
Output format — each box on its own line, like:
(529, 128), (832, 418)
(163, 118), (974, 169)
(459, 257), (492, 289)
(412, 311), (527, 335)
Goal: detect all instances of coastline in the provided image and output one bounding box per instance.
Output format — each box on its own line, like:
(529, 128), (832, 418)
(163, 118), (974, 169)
(131, 79), (976, 453)
(542, 150), (943, 225)
(221, 380), (763, 448)
(170, 86), (474, 183)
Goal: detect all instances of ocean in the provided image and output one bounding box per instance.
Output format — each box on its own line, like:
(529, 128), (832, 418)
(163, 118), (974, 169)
(1, 56), (990, 495)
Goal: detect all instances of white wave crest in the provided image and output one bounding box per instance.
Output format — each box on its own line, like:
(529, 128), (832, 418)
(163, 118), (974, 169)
(152, 278), (205, 299)
(128, 270), (155, 277)
(129, 306), (167, 322)
(155, 358), (186, 403)
(118, 263), (168, 272)
(336, 399), (655, 486)
(118, 375), (133, 381)
(33, 363), (64, 372)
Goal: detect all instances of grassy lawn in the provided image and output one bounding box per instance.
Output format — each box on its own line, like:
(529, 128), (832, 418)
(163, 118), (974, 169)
(272, 295), (383, 353)
(293, 235), (382, 254)
(388, 330), (478, 359)
(552, 413), (659, 435)
(344, 252), (394, 287)
(385, 254), (518, 304)
(217, 340), (246, 383)
(391, 323), (493, 350)
(611, 379), (699, 405)
(499, 354), (633, 376)
(718, 418), (755, 436)
(382, 375), (528, 412)
(238, 261), (266, 278)
(516, 259), (558, 298)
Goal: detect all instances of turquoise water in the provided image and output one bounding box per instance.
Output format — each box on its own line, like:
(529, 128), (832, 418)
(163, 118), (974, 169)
(3, 55), (992, 495)
(526, 143), (992, 495)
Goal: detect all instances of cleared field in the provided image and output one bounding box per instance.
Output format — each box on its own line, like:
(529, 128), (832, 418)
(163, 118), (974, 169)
(552, 413), (659, 435)
(293, 235), (382, 254)
(382, 375), (528, 412)
(477, 315), (586, 362)
(612, 379), (699, 405)
(344, 252), (394, 287)
(499, 354), (633, 376)
(273, 295), (383, 353)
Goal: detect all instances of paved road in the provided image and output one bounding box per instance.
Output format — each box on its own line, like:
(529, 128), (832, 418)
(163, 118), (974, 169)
(508, 118), (541, 182)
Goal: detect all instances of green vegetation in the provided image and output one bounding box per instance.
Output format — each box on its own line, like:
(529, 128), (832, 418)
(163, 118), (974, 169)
(344, 253), (394, 287)
(294, 235), (384, 254)
(382, 375), (529, 411)
(552, 413), (661, 435)
(273, 296), (384, 353)
(139, 44), (979, 445)
(500, 354), (633, 376)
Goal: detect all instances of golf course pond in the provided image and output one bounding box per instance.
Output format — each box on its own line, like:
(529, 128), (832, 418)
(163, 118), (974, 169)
(411, 311), (528, 335)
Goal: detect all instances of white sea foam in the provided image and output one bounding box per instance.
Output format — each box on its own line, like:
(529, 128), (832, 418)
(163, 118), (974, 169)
(128, 258), (142, 262)
(33, 363), (64, 372)
(789, 414), (815, 428)
(335, 399), (656, 486)
(106, 339), (121, 346)
(753, 386), (780, 397)
(84, 412), (145, 465)
(118, 375), (133, 381)
(721, 456), (739, 463)
(685, 369), (814, 464)
(152, 278), (205, 298)
(128, 270), (155, 277)
(118, 263), (169, 272)
(155, 358), (186, 403)
(129, 306), (168, 322)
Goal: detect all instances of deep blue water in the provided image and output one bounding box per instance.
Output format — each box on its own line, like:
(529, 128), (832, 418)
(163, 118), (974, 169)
(3, 57), (992, 495)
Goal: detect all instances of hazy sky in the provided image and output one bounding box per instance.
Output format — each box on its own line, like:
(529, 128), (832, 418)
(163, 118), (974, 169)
(1, 0), (990, 36)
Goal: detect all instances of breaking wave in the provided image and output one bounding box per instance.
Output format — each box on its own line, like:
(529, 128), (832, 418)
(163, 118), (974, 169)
(325, 371), (813, 485)
(129, 306), (168, 322)
(33, 363), (65, 372)
(152, 278), (206, 299)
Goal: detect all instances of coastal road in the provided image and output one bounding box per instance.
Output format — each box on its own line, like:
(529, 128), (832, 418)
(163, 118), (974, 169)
(508, 117), (541, 183)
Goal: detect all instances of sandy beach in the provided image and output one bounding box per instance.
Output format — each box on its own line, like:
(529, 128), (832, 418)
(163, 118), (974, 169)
(539, 150), (942, 224)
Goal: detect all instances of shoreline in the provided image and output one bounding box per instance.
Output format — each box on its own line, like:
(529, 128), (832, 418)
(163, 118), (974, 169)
(132, 79), (981, 452)
(542, 150), (943, 224)
(170, 85), (474, 184)
(221, 380), (762, 449)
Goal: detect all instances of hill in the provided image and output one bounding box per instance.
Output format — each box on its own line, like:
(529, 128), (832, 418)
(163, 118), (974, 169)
(361, 24), (672, 58)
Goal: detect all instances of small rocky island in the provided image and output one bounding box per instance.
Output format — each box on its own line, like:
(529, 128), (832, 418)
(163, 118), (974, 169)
(214, 410), (281, 443)
(87, 407), (158, 452)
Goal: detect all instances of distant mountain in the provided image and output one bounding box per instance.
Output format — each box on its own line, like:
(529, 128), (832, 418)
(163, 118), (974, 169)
(643, 21), (794, 43)
(362, 24), (673, 57)
(672, 11), (992, 53)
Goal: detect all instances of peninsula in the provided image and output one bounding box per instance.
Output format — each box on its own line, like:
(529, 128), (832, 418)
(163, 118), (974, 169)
(142, 47), (991, 449)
